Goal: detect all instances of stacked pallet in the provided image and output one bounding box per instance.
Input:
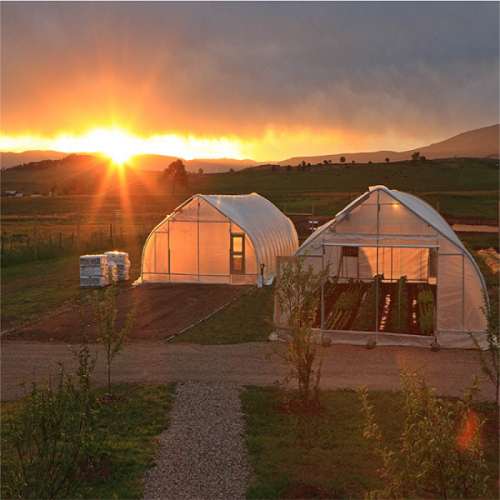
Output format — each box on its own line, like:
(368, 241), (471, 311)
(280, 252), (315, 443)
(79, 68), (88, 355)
(80, 255), (117, 287)
(105, 251), (131, 281)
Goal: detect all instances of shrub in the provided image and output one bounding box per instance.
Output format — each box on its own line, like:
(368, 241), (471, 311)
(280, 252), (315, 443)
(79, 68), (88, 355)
(2, 338), (103, 499)
(358, 365), (490, 500)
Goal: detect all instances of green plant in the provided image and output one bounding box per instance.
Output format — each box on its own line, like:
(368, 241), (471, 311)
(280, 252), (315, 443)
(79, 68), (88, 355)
(469, 292), (500, 409)
(91, 277), (138, 394)
(358, 365), (490, 500)
(388, 276), (409, 334)
(417, 284), (435, 336)
(354, 275), (384, 331)
(2, 336), (103, 499)
(274, 255), (330, 404)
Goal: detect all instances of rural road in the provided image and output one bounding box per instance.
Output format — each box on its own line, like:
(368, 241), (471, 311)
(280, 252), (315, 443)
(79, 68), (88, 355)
(1, 340), (496, 401)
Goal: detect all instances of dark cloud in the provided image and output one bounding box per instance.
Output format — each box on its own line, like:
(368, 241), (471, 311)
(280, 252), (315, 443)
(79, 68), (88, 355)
(1, 2), (498, 151)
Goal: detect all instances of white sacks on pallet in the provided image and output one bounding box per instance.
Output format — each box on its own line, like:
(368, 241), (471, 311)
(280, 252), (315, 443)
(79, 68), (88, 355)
(80, 254), (117, 287)
(105, 251), (131, 281)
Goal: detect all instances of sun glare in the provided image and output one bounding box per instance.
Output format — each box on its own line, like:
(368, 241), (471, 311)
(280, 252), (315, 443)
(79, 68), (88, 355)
(0, 128), (244, 162)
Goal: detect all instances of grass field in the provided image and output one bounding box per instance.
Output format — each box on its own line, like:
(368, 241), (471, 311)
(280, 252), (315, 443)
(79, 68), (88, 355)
(1, 382), (175, 499)
(241, 386), (500, 499)
(169, 285), (274, 344)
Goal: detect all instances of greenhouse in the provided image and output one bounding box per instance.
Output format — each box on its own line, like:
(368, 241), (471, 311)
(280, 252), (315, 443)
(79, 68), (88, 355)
(141, 193), (298, 285)
(274, 186), (488, 349)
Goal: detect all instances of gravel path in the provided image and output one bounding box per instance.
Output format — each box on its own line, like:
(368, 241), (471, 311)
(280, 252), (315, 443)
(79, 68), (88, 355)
(143, 380), (249, 500)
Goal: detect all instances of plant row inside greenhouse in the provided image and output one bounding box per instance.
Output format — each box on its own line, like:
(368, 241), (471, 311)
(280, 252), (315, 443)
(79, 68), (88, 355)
(317, 275), (436, 336)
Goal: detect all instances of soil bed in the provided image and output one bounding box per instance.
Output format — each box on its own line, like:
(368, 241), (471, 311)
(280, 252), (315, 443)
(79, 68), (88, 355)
(2, 283), (250, 343)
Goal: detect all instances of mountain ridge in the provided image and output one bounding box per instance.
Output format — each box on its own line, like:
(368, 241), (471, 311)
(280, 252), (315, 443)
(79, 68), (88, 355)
(1, 123), (498, 171)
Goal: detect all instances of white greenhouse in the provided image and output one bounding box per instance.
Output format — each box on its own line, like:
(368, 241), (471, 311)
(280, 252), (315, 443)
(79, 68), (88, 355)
(274, 186), (488, 349)
(141, 193), (299, 285)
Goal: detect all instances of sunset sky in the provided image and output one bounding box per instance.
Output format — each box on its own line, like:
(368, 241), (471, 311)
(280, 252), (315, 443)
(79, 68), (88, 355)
(1, 2), (499, 161)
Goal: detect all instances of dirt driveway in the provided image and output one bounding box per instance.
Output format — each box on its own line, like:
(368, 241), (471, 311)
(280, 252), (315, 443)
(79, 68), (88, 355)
(1, 340), (495, 401)
(2, 284), (250, 343)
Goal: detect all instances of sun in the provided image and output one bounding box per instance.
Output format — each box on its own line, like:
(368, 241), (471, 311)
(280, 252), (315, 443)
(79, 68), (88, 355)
(94, 129), (136, 166)
(103, 148), (132, 167)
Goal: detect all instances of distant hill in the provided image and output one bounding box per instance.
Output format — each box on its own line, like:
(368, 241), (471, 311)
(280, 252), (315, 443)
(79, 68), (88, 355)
(278, 124), (500, 165)
(129, 155), (259, 173)
(1, 150), (68, 169)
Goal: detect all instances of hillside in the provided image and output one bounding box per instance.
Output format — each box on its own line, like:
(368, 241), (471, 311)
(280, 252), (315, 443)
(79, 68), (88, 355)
(129, 155), (259, 173)
(278, 124), (500, 165)
(1, 150), (68, 169)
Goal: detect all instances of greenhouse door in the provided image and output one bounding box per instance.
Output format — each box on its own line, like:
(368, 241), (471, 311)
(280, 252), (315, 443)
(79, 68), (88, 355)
(230, 233), (245, 274)
(341, 246), (359, 279)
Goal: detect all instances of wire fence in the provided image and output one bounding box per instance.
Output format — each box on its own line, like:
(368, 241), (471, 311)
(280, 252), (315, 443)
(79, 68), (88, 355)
(1, 211), (162, 267)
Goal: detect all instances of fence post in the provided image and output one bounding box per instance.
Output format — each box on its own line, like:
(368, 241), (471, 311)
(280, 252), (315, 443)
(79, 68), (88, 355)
(49, 234), (52, 247)
(77, 207), (80, 253)
(34, 211), (38, 261)
(142, 206), (145, 241)
(112, 211), (116, 247)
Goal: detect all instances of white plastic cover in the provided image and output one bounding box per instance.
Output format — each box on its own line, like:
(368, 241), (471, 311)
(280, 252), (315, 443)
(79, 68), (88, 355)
(281, 186), (488, 349)
(141, 193), (298, 285)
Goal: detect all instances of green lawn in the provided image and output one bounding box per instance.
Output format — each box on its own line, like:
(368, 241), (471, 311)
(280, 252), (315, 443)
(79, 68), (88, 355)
(241, 386), (500, 499)
(1, 383), (175, 499)
(170, 285), (274, 344)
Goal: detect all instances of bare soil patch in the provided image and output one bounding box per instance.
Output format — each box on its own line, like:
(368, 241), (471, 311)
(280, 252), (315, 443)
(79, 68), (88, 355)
(2, 283), (250, 343)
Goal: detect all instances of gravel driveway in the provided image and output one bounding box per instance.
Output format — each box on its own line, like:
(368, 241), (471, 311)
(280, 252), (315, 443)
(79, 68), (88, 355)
(1, 340), (495, 401)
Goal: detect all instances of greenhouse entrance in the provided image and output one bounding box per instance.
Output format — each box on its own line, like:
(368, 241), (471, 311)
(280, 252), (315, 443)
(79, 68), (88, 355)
(314, 243), (439, 337)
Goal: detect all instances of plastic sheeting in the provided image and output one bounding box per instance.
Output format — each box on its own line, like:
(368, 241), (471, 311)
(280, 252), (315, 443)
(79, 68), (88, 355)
(141, 193), (298, 285)
(275, 186), (488, 349)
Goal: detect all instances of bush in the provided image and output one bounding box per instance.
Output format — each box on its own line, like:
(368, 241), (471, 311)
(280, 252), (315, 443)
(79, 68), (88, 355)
(358, 365), (490, 499)
(2, 339), (104, 499)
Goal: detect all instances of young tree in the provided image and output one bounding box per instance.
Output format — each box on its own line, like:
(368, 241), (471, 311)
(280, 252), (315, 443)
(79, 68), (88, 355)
(198, 167), (204, 175)
(163, 159), (189, 193)
(411, 151), (420, 162)
(469, 293), (499, 408)
(358, 365), (490, 500)
(274, 255), (330, 403)
(385, 157), (390, 163)
(91, 278), (138, 395)
(340, 156), (346, 163)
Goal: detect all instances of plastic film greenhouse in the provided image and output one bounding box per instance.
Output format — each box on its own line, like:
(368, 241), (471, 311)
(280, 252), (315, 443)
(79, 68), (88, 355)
(274, 186), (488, 349)
(141, 193), (299, 285)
